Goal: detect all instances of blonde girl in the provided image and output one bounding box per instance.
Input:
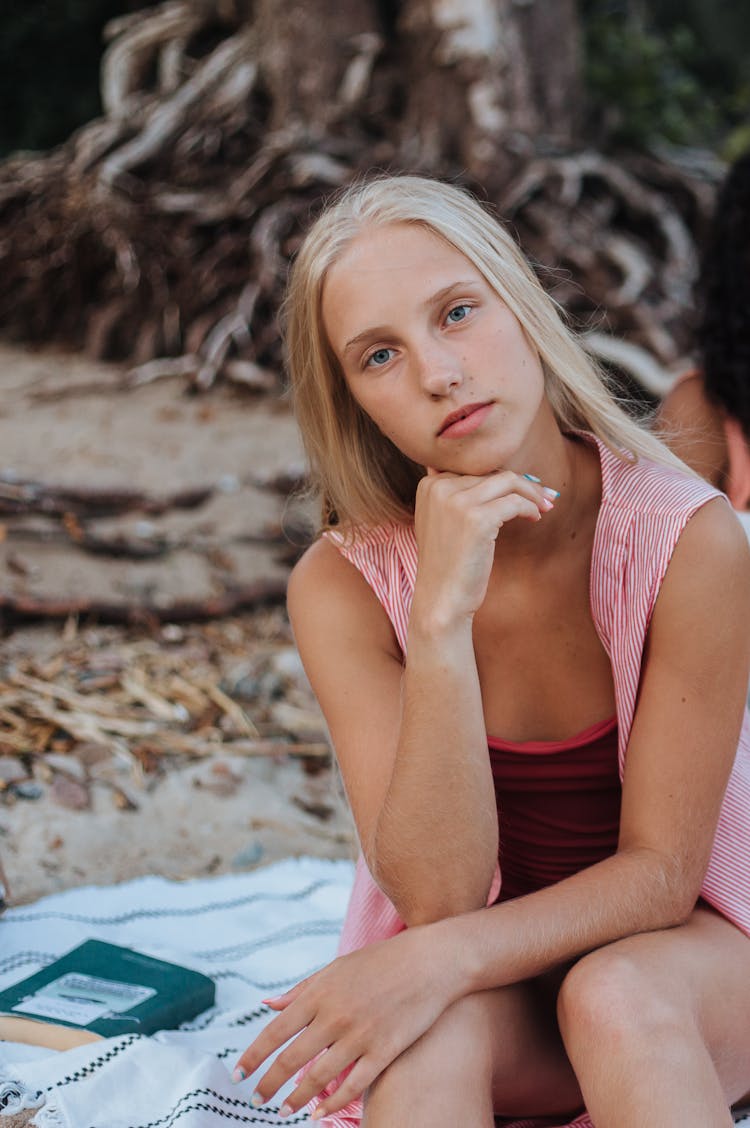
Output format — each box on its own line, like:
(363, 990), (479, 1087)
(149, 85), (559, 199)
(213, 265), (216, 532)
(232, 175), (750, 1128)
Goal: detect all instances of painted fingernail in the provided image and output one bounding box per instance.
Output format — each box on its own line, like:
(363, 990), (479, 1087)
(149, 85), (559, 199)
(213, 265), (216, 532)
(251, 1091), (264, 1107)
(542, 487), (560, 499)
(540, 497), (554, 511)
(231, 1067), (246, 1085)
(280, 1103), (293, 1117)
(523, 473), (542, 483)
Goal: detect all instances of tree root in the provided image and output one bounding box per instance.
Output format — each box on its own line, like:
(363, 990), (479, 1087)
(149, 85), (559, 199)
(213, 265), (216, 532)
(0, 2), (720, 399)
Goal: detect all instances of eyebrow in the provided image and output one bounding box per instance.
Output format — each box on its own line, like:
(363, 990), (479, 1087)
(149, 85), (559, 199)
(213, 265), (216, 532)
(342, 280), (480, 356)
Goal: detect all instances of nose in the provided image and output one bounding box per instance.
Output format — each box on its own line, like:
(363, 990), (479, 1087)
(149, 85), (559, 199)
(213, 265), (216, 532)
(413, 341), (463, 397)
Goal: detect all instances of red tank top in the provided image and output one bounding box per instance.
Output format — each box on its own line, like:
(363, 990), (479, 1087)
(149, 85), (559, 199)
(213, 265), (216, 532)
(488, 715), (621, 902)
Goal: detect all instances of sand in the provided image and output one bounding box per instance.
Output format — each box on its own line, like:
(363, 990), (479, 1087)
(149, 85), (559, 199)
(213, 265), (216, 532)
(0, 343), (356, 907)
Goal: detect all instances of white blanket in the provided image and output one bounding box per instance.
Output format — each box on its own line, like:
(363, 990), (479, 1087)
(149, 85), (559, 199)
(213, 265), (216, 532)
(0, 858), (353, 1127)
(1, 859), (748, 1127)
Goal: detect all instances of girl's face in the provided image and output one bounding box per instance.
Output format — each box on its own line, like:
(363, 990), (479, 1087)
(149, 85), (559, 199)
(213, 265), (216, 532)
(321, 222), (556, 476)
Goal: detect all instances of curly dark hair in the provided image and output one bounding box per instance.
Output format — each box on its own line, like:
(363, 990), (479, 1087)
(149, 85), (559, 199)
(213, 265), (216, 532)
(698, 151), (750, 439)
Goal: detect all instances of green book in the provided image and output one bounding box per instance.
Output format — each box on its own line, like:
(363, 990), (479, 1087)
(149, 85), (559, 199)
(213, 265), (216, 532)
(0, 939), (215, 1050)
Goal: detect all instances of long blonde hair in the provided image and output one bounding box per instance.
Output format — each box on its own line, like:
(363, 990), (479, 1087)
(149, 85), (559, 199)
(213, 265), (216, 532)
(284, 174), (684, 531)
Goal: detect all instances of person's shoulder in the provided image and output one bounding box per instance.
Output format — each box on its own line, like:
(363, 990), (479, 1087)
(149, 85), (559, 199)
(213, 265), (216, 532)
(655, 370), (726, 486)
(660, 370), (714, 417)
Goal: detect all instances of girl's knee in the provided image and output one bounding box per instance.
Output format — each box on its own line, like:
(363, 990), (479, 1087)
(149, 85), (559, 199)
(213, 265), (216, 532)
(557, 945), (687, 1055)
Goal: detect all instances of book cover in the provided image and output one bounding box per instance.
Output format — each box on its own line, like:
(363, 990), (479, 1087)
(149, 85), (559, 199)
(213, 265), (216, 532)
(0, 939), (215, 1050)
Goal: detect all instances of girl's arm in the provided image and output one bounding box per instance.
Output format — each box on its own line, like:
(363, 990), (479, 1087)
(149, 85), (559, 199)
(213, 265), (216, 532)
(237, 498), (750, 1116)
(288, 471), (550, 925)
(412, 494), (748, 997)
(453, 495), (750, 988)
(288, 538), (496, 922)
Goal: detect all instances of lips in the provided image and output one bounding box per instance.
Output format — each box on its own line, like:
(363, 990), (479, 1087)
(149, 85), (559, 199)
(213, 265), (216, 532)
(437, 401), (493, 436)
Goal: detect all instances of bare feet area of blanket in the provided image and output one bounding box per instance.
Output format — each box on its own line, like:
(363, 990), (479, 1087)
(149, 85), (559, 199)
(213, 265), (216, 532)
(0, 343), (356, 907)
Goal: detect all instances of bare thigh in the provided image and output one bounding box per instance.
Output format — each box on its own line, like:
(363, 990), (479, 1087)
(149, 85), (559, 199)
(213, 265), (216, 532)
(364, 968), (584, 1125)
(559, 903), (750, 1108)
(489, 967), (584, 1118)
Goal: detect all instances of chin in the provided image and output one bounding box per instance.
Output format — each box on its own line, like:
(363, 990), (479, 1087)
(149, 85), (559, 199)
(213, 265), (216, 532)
(439, 456), (508, 477)
(459, 441), (518, 473)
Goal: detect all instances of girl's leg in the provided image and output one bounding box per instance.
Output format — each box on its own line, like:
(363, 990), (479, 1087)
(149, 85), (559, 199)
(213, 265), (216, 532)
(557, 905), (750, 1127)
(363, 973), (583, 1128)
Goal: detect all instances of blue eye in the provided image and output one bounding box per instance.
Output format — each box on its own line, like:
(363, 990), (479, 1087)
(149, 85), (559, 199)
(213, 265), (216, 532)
(367, 348), (394, 367)
(446, 304), (470, 324)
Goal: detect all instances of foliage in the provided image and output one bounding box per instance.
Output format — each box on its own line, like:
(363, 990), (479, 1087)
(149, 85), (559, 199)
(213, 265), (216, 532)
(582, 0), (750, 153)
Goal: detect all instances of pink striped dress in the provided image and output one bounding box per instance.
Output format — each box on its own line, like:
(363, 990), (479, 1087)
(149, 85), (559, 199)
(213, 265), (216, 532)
(310, 435), (750, 1128)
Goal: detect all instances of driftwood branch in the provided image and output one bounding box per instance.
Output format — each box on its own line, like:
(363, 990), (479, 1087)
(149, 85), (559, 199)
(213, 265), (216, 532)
(0, 578), (288, 628)
(0, 479), (213, 519)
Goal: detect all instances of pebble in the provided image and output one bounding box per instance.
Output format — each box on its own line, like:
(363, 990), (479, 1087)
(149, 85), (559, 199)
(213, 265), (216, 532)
(11, 781), (44, 801)
(258, 671), (285, 701)
(233, 671), (286, 701)
(270, 649), (305, 682)
(231, 840), (264, 868)
(230, 675), (262, 702)
(51, 774), (90, 811)
(161, 624), (185, 643)
(217, 474), (241, 494)
(134, 520), (157, 539)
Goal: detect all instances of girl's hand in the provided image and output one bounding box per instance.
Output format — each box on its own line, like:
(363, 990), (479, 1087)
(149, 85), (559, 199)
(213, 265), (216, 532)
(413, 469), (557, 627)
(231, 924), (464, 1120)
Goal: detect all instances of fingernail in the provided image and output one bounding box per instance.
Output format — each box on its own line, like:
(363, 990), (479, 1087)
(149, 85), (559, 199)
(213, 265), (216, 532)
(231, 1067), (246, 1085)
(542, 487), (560, 499)
(251, 1091), (264, 1107)
(311, 1109), (325, 1121)
(523, 473), (542, 483)
(540, 497), (554, 511)
(280, 1103), (293, 1117)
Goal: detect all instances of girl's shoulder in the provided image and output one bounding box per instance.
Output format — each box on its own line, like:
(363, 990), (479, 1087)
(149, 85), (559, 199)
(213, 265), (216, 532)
(287, 534), (406, 654)
(323, 521), (417, 572)
(595, 436), (722, 520)
(321, 523), (417, 654)
(589, 437), (745, 654)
